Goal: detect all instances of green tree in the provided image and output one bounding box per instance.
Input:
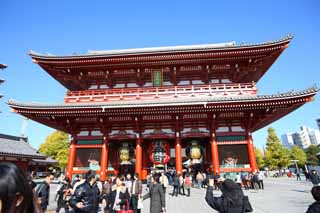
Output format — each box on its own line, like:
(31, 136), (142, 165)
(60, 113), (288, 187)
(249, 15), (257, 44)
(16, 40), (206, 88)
(305, 145), (320, 165)
(39, 131), (70, 168)
(290, 145), (307, 167)
(255, 147), (265, 169)
(264, 127), (290, 170)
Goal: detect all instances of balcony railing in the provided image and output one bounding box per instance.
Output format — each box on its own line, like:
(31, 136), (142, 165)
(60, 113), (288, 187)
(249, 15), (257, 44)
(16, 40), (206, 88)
(64, 83), (257, 103)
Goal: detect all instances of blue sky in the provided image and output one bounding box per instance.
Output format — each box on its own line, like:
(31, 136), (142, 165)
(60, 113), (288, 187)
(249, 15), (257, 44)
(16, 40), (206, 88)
(0, 0), (319, 149)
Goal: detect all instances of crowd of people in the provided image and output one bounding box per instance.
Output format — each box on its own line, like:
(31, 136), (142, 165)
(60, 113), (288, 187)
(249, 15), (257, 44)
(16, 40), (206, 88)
(1, 161), (320, 213)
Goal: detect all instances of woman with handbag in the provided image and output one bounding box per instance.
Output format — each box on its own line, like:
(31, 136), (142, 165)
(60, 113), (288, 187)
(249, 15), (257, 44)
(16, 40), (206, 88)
(143, 173), (166, 213)
(107, 176), (130, 213)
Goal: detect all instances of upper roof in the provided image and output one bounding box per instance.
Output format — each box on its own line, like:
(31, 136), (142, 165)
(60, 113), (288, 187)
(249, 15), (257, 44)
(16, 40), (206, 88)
(0, 133), (45, 159)
(28, 35), (292, 91)
(30, 35), (291, 59)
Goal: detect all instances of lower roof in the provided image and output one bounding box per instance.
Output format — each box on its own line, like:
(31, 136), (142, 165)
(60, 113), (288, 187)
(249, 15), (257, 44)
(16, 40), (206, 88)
(7, 86), (318, 133)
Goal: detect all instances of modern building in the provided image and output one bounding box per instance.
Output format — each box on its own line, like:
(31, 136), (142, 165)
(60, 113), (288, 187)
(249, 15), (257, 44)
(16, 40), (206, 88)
(281, 126), (320, 149)
(281, 133), (295, 148)
(8, 35), (317, 181)
(316, 118), (320, 130)
(0, 133), (57, 175)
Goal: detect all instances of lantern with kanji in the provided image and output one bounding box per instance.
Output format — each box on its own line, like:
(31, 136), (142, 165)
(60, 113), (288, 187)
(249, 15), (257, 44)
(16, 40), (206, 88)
(149, 140), (170, 165)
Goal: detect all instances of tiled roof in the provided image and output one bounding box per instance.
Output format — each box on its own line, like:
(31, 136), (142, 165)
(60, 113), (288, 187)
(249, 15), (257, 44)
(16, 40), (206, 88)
(0, 133), (45, 159)
(31, 157), (57, 164)
(29, 34), (292, 59)
(7, 86), (317, 110)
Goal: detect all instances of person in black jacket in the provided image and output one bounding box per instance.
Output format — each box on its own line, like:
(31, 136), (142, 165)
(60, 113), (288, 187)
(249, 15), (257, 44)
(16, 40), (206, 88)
(306, 185), (320, 213)
(69, 170), (100, 213)
(107, 176), (130, 213)
(310, 170), (320, 186)
(205, 178), (253, 213)
(38, 173), (54, 212)
(55, 177), (72, 213)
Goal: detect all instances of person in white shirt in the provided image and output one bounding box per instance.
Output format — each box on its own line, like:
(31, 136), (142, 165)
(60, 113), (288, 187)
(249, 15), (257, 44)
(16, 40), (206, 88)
(258, 171), (265, 189)
(159, 172), (169, 194)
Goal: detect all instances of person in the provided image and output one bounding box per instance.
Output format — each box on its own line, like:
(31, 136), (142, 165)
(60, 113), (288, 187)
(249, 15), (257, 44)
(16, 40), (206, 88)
(179, 174), (185, 195)
(296, 170), (301, 180)
(251, 173), (259, 191)
(205, 178), (253, 212)
(258, 171), (265, 190)
(102, 176), (112, 212)
(202, 172), (207, 188)
(305, 171), (310, 182)
(213, 174), (220, 190)
(0, 162), (40, 213)
(143, 173), (166, 213)
(310, 170), (320, 186)
(37, 173), (54, 212)
(124, 173), (133, 195)
(55, 177), (72, 213)
(131, 173), (142, 213)
(73, 174), (86, 192)
(184, 174), (192, 197)
(72, 174), (80, 187)
(107, 176), (130, 213)
(235, 173), (242, 187)
(196, 172), (204, 189)
(159, 172), (169, 194)
(171, 173), (180, 197)
(69, 170), (100, 213)
(306, 185), (320, 213)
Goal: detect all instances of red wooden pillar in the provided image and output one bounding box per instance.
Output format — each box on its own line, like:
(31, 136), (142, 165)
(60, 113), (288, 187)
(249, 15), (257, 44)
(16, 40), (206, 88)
(100, 137), (109, 181)
(210, 133), (220, 175)
(247, 133), (258, 173)
(135, 136), (143, 179)
(66, 138), (76, 180)
(175, 134), (183, 175)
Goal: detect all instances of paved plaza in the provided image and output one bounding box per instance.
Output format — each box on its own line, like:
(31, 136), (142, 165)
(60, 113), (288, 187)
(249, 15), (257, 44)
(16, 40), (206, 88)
(48, 177), (314, 213)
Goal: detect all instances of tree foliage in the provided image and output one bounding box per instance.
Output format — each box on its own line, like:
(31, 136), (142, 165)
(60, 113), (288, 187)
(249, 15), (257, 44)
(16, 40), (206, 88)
(39, 131), (70, 168)
(264, 127), (290, 170)
(255, 147), (265, 169)
(305, 145), (320, 165)
(290, 145), (307, 167)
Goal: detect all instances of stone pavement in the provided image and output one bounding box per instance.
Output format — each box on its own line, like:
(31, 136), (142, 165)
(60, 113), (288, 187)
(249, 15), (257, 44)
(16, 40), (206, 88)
(48, 177), (314, 213)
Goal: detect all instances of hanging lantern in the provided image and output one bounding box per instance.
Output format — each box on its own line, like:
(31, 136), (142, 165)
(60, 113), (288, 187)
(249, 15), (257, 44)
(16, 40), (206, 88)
(119, 143), (131, 165)
(189, 140), (202, 165)
(149, 140), (170, 165)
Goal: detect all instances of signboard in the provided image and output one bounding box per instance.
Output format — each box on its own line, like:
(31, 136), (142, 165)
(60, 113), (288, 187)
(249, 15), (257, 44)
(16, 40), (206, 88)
(152, 70), (163, 87)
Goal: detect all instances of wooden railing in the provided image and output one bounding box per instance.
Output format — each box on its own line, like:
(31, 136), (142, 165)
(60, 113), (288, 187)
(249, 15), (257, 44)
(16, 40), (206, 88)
(64, 83), (257, 103)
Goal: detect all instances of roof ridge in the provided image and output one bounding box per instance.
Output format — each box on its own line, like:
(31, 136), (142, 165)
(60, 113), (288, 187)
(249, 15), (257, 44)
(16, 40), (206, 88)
(29, 34), (292, 58)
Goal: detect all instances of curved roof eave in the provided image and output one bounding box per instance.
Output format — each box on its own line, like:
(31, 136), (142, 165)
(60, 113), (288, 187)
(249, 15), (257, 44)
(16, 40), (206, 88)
(29, 34), (293, 60)
(7, 86), (317, 111)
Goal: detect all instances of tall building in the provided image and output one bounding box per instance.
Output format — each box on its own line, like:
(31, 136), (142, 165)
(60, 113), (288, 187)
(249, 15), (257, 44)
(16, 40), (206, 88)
(316, 118), (320, 130)
(8, 35), (317, 180)
(281, 126), (320, 149)
(281, 133), (294, 148)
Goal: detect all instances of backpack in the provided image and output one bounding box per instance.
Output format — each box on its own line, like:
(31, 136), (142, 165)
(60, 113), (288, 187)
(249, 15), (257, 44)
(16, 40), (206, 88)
(185, 177), (191, 185)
